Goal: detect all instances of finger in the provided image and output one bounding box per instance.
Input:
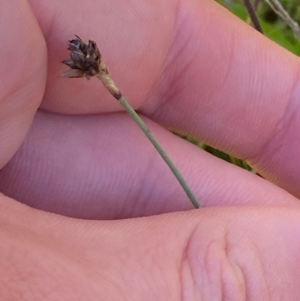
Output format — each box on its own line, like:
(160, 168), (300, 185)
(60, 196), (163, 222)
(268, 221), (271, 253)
(0, 111), (298, 219)
(144, 0), (300, 198)
(3, 197), (300, 300)
(0, 0), (46, 168)
(27, 0), (300, 197)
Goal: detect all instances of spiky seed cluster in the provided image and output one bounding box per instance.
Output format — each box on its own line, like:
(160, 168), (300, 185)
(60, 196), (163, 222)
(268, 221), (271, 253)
(62, 36), (122, 100)
(62, 36), (101, 79)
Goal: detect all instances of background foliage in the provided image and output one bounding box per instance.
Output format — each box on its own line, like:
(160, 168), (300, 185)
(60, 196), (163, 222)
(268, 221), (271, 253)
(217, 0), (300, 54)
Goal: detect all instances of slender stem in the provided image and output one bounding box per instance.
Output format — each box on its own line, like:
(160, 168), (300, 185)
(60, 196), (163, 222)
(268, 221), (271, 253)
(61, 36), (201, 208)
(244, 0), (264, 33)
(117, 95), (201, 209)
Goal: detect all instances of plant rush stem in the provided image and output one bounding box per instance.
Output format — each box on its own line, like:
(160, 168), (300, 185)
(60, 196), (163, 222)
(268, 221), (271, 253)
(115, 94), (201, 209)
(62, 36), (201, 208)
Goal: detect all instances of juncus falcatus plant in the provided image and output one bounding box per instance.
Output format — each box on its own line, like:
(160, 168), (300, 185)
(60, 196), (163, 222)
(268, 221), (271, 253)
(61, 36), (201, 208)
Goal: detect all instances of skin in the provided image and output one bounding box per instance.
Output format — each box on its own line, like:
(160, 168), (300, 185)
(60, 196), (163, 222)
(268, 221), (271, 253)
(1, 0), (300, 299)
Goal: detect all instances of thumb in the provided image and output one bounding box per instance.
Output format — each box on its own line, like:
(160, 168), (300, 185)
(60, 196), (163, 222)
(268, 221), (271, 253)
(2, 198), (300, 300)
(0, 0), (46, 168)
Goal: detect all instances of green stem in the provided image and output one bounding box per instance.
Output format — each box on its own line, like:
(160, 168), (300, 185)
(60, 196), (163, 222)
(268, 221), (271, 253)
(117, 95), (201, 209)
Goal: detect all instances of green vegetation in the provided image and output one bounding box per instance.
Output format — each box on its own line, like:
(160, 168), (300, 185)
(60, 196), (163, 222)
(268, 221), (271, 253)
(217, 0), (300, 55)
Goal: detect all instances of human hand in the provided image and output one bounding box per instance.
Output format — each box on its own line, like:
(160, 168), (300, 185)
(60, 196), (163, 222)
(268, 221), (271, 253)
(1, 0), (300, 299)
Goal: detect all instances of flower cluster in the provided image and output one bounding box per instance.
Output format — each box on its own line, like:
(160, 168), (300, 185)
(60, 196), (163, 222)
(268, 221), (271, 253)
(62, 36), (101, 79)
(62, 36), (121, 99)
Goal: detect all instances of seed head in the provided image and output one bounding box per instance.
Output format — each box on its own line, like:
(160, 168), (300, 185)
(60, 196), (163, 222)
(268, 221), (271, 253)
(61, 36), (101, 79)
(62, 36), (122, 99)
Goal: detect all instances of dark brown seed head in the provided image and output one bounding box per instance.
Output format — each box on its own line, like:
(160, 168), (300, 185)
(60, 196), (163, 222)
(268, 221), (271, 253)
(62, 36), (122, 100)
(61, 36), (101, 79)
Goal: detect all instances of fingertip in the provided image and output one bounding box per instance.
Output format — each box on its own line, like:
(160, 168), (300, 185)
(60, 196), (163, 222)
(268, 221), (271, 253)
(0, 0), (47, 168)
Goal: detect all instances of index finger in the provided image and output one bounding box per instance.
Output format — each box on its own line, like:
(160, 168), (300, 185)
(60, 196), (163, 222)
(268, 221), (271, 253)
(144, 1), (300, 197)
(28, 0), (300, 197)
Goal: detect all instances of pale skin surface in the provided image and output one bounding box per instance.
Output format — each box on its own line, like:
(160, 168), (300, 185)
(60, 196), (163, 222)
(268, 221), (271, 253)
(1, 0), (300, 299)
